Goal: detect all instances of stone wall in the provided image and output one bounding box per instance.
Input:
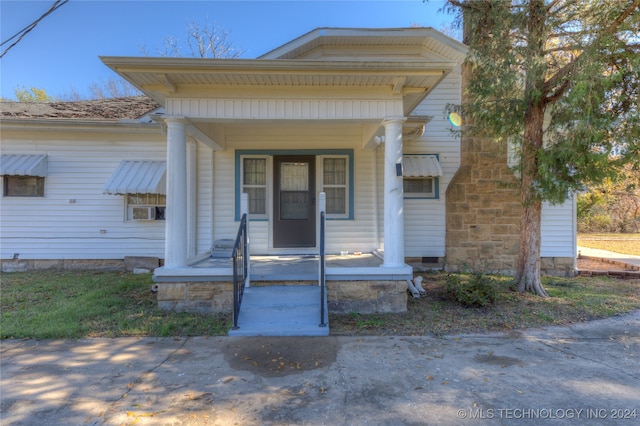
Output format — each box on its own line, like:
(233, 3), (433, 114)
(445, 134), (523, 274)
(155, 280), (408, 315)
(327, 280), (408, 314)
(156, 282), (234, 314)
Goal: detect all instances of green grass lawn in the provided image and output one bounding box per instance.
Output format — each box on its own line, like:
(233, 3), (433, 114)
(1, 271), (230, 339)
(2, 270), (639, 339)
(577, 233), (640, 256)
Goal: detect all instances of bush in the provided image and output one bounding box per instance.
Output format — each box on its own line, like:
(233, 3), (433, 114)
(445, 273), (498, 307)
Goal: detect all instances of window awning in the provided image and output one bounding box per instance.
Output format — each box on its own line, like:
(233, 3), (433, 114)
(0, 154), (48, 177)
(103, 160), (166, 195)
(403, 155), (443, 177)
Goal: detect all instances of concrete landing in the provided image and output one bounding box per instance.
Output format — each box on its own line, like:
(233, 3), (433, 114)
(228, 285), (329, 336)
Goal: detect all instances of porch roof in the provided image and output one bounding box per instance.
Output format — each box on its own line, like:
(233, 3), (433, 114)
(100, 57), (457, 116)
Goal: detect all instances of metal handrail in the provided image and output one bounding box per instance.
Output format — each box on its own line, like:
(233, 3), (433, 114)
(231, 213), (248, 330)
(319, 210), (327, 327)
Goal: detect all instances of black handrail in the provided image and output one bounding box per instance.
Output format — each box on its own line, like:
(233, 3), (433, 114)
(231, 213), (248, 330)
(319, 210), (327, 327)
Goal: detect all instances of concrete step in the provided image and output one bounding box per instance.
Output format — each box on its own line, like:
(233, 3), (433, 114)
(228, 285), (329, 337)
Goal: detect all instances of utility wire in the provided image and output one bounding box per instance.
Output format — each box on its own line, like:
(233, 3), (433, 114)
(0, 0), (69, 59)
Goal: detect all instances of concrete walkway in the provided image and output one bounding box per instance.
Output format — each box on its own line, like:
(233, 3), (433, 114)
(577, 245), (640, 269)
(2, 311), (639, 425)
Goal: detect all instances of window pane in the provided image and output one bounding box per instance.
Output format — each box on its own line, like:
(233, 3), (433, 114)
(4, 176), (44, 197)
(243, 158), (266, 185)
(245, 187), (266, 214)
(325, 187), (346, 214)
(280, 162), (308, 191)
(404, 178), (433, 194)
(323, 158), (346, 185)
(280, 191), (308, 219)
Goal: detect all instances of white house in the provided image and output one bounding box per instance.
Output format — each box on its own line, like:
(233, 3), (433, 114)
(0, 28), (576, 319)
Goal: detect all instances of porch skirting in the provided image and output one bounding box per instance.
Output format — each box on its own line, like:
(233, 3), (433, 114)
(155, 279), (409, 315)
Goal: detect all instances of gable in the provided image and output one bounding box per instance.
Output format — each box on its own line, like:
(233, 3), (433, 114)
(259, 28), (467, 62)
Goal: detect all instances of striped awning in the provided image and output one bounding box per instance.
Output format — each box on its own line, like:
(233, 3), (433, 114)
(403, 155), (443, 177)
(0, 154), (48, 177)
(103, 160), (166, 195)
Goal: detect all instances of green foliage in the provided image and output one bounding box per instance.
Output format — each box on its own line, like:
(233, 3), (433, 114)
(445, 0), (640, 202)
(13, 86), (55, 102)
(444, 273), (498, 308)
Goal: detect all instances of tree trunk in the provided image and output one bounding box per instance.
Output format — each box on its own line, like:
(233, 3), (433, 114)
(515, 0), (549, 297)
(515, 101), (549, 297)
(515, 198), (548, 296)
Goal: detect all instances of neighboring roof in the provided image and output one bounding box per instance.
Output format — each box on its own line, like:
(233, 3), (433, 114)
(403, 155), (443, 177)
(0, 154), (48, 177)
(0, 96), (160, 120)
(103, 160), (167, 195)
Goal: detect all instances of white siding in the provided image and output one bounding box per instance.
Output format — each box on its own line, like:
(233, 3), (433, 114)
(211, 124), (380, 255)
(401, 65), (462, 258)
(541, 196), (577, 257)
(1, 132), (167, 260)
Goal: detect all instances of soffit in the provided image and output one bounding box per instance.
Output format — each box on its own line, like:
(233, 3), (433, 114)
(101, 57), (455, 116)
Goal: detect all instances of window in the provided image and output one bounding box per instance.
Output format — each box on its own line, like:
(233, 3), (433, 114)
(404, 177), (436, 198)
(320, 157), (348, 217)
(241, 157), (267, 217)
(126, 193), (166, 221)
(403, 155), (441, 199)
(3, 176), (45, 197)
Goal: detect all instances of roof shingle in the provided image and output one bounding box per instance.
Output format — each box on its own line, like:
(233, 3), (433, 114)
(0, 96), (161, 120)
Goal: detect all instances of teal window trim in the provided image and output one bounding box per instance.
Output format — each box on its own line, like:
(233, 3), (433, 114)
(403, 153), (440, 200)
(235, 149), (354, 221)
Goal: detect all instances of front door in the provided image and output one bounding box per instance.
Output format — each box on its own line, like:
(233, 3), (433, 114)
(273, 155), (316, 248)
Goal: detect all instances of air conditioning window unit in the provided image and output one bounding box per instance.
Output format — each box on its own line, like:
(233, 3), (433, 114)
(130, 206), (156, 221)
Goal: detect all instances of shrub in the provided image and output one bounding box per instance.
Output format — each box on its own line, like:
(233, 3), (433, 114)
(445, 273), (498, 307)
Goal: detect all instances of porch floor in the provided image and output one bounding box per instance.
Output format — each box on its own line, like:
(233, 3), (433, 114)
(192, 252), (384, 280)
(227, 285), (329, 337)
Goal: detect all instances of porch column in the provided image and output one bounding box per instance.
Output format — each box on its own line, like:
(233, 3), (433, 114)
(164, 117), (188, 268)
(382, 117), (406, 268)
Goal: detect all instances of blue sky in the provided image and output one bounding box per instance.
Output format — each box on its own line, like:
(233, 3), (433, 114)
(0, 0), (456, 100)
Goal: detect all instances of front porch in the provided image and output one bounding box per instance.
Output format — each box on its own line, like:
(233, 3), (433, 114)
(153, 251), (412, 317)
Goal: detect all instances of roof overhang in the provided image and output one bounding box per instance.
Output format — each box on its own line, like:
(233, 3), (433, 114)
(100, 57), (457, 116)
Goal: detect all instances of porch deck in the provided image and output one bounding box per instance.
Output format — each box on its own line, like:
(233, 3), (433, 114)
(192, 252), (385, 281)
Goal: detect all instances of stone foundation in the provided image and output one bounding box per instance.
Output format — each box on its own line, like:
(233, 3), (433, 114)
(1, 258), (126, 273)
(327, 280), (408, 314)
(1, 256), (160, 273)
(155, 279), (408, 315)
(156, 281), (234, 314)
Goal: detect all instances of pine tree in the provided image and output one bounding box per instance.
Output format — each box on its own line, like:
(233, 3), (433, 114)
(445, 0), (640, 295)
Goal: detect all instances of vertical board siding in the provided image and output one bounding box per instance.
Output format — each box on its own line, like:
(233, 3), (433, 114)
(1, 135), (167, 259)
(167, 98), (404, 120)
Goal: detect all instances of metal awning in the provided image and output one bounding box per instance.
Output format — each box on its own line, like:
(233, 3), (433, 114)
(403, 155), (443, 177)
(0, 154), (48, 177)
(103, 160), (166, 195)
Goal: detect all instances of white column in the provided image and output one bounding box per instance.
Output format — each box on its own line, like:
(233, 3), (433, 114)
(164, 117), (188, 268)
(382, 117), (406, 267)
